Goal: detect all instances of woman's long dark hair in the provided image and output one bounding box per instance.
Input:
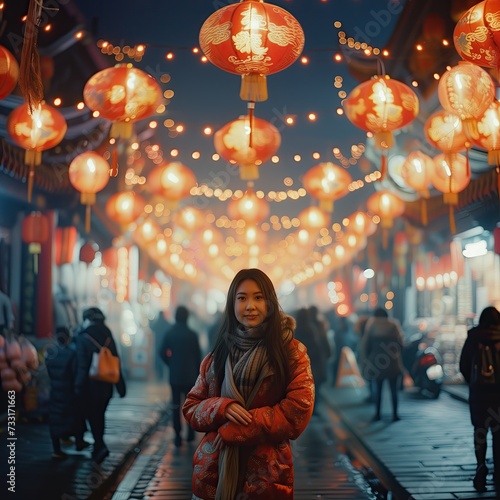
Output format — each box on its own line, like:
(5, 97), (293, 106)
(211, 268), (291, 391)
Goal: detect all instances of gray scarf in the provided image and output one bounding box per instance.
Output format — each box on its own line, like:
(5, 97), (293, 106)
(215, 323), (270, 500)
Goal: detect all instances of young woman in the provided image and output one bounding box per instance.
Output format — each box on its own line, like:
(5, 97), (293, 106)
(183, 268), (314, 499)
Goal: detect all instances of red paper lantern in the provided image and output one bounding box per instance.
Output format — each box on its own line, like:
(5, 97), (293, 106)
(484, 0), (500, 50)
(438, 61), (495, 139)
(0, 45), (19, 100)
(105, 191), (145, 226)
(344, 75), (419, 151)
(366, 190), (405, 248)
(401, 151), (434, 225)
(148, 161), (197, 209)
(298, 206), (330, 231)
(173, 206), (206, 232)
(424, 110), (470, 154)
(431, 153), (471, 196)
(471, 98), (500, 199)
(83, 63), (162, 139)
(366, 190), (406, 227)
(302, 162), (352, 212)
(199, 0), (305, 102)
(22, 212), (49, 274)
(7, 102), (67, 201)
(454, 1), (499, 68)
(214, 115), (281, 180)
(347, 211), (377, 237)
(55, 226), (77, 266)
(227, 187), (270, 225)
(69, 152), (110, 232)
(432, 153), (471, 234)
(79, 241), (99, 264)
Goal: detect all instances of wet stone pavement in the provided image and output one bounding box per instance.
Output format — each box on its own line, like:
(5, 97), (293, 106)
(1, 382), (168, 500)
(108, 405), (380, 500)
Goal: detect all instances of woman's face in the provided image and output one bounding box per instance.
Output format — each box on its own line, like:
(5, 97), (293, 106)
(234, 279), (268, 329)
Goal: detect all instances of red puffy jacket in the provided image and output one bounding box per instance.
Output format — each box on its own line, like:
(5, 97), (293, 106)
(183, 338), (315, 499)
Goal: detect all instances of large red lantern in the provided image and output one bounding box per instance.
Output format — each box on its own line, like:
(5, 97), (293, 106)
(227, 187), (270, 225)
(69, 152), (110, 233)
(302, 162), (352, 212)
(22, 212), (49, 274)
(432, 153), (471, 234)
(148, 161), (197, 209)
(454, 1), (499, 68)
(214, 115), (281, 180)
(7, 102), (67, 201)
(344, 75), (419, 151)
(199, 0), (305, 102)
(83, 63), (162, 139)
(438, 61), (495, 140)
(0, 45), (19, 100)
(105, 191), (145, 226)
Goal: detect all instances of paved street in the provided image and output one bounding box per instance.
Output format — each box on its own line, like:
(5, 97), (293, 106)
(3, 379), (498, 499)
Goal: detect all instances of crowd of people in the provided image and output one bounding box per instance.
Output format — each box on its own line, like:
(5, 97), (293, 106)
(10, 265), (497, 497)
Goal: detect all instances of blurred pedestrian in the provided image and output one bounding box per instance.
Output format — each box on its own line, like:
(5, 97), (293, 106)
(332, 315), (358, 385)
(459, 306), (500, 492)
(0, 287), (15, 332)
(160, 305), (201, 447)
(360, 308), (404, 422)
(294, 307), (324, 413)
(74, 307), (126, 463)
(45, 327), (89, 459)
(308, 305), (331, 360)
(183, 268), (314, 499)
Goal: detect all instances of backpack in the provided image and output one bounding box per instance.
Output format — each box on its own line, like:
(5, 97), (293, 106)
(471, 342), (500, 386)
(85, 334), (120, 384)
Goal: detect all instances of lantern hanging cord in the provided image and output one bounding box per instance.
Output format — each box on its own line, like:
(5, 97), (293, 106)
(376, 57), (386, 77)
(34, 0), (59, 12)
(247, 101), (255, 149)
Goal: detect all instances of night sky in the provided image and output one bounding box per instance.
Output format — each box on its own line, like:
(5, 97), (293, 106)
(72, 0), (404, 225)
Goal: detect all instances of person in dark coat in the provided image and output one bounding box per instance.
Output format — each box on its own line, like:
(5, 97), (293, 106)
(45, 327), (88, 458)
(360, 308), (404, 422)
(160, 305), (201, 447)
(294, 307), (323, 413)
(459, 306), (500, 492)
(74, 307), (126, 463)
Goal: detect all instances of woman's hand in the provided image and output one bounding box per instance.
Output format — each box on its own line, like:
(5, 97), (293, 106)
(224, 402), (252, 425)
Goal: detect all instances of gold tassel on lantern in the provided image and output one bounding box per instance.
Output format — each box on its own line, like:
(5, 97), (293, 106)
(444, 192), (458, 234)
(240, 74), (268, 102)
(110, 146), (119, 177)
(18, 0), (45, 113)
(24, 149), (42, 202)
(80, 192), (96, 233)
(421, 198), (428, 226)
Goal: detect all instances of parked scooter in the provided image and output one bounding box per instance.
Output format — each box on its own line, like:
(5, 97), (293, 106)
(402, 333), (444, 398)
